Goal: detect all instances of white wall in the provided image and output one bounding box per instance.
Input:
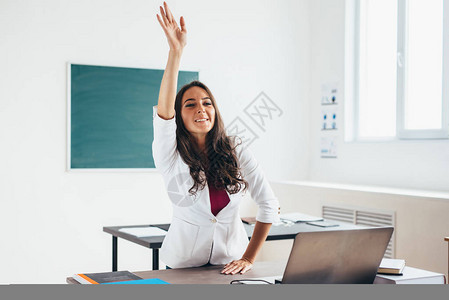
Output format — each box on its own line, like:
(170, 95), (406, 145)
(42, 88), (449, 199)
(0, 0), (310, 283)
(269, 182), (449, 277)
(307, 0), (449, 192)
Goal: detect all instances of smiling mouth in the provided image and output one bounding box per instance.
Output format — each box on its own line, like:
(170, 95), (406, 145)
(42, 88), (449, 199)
(195, 119), (209, 123)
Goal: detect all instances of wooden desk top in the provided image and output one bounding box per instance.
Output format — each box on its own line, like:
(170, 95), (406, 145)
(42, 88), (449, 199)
(445, 237), (449, 242)
(67, 261), (286, 284)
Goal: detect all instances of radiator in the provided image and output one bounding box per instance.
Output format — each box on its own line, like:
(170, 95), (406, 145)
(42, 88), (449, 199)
(322, 205), (396, 258)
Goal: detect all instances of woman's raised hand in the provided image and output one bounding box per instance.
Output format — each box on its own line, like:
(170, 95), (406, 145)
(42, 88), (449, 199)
(157, 2), (187, 52)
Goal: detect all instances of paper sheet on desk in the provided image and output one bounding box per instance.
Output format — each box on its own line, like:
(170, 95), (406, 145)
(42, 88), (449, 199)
(119, 227), (167, 237)
(279, 212), (323, 222)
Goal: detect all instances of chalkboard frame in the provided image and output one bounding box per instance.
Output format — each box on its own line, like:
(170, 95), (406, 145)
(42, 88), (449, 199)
(66, 62), (200, 172)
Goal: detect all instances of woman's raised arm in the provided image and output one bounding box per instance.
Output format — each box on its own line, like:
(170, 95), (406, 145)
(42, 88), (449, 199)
(156, 2), (187, 120)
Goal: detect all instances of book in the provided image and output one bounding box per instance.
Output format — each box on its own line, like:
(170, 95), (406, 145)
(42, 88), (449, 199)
(241, 217), (257, 225)
(279, 212), (324, 223)
(73, 271), (142, 284)
(104, 278), (170, 284)
(374, 266), (446, 284)
(377, 258), (406, 275)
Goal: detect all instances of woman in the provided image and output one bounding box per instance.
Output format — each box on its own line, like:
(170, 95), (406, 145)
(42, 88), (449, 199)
(154, 2), (279, 275)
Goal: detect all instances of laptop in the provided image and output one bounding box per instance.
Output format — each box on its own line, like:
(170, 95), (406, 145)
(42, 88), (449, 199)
(253, 227), (394, 284)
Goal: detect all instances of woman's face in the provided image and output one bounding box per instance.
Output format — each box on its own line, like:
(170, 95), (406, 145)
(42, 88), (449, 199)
(181, 86), (216, 137)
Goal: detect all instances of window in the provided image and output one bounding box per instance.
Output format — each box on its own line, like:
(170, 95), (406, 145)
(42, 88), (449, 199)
(349, 0), (449, 140)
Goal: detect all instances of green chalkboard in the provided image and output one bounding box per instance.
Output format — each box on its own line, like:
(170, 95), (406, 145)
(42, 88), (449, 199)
(70, 64), (198, 169)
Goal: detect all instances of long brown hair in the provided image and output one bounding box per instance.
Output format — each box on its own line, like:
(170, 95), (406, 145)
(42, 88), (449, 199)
(174, 81), (248, 195)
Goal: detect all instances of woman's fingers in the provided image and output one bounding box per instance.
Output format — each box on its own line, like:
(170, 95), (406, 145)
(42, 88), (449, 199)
(221, 261), (236, 274)
(231, 265), (244, 275)
(240, 264), (252, 274)
(157, 2), (186, 51)
(221, 259), (253, 275)
(180, 16), (187, 33)
(159, 6), (169, 26)
(156, 14), (166, 30)
(164, 2), (175, 23)
(222, 264), (240, 275)
(221, 261), (248, 275)
(159, 3), (182, 31)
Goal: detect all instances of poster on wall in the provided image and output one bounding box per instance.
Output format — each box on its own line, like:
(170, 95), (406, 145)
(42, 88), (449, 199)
(320, 82), (339, 159)
(321, 82), (339, 105)
(320, 137), (338, 158)
(321, 106), (338, 130)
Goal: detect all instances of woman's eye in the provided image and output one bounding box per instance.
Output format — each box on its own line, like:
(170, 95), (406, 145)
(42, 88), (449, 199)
(204, 102), (212, 106)
(185, 104), (194, 107)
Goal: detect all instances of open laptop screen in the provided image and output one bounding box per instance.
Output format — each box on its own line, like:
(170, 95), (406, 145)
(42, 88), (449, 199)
(281, 227), (394, 284)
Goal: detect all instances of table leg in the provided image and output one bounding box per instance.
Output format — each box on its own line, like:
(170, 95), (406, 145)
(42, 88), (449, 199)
(112, 236), (117, 272)
(152, 248), (159, 270)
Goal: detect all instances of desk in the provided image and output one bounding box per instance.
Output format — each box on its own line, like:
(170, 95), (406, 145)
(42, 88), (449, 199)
(67, 261), (286, 284)
(103, 221), (362, 271)
(67, 261), (445, 284)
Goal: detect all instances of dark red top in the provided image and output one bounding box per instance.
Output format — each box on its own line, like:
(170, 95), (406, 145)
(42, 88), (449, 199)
(208, 182), (230, 216)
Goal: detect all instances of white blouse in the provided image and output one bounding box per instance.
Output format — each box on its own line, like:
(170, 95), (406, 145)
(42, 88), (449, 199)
(152, 106), (279, 268)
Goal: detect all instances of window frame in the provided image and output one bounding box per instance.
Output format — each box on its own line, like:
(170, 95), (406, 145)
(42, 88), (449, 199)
(350, 0), (449, 141)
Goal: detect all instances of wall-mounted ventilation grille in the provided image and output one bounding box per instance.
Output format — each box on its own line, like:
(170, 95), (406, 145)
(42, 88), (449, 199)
(323, 205), (395, 258)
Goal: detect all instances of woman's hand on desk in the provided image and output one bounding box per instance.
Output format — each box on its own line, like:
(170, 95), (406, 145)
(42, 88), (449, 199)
(221, 221), (270, 275)
(221, 258), (253, 275)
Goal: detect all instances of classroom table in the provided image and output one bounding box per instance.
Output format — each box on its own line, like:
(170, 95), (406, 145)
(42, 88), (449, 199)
(67, 261), (286, 284)
(103, 220), (363, 271)
(67, 260), (446, 284)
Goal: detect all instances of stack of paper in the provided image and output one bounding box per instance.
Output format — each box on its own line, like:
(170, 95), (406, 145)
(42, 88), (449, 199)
(279, 212), (324, 223)
(375, 266), (445, 284)
(118, 227), (167, 237)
